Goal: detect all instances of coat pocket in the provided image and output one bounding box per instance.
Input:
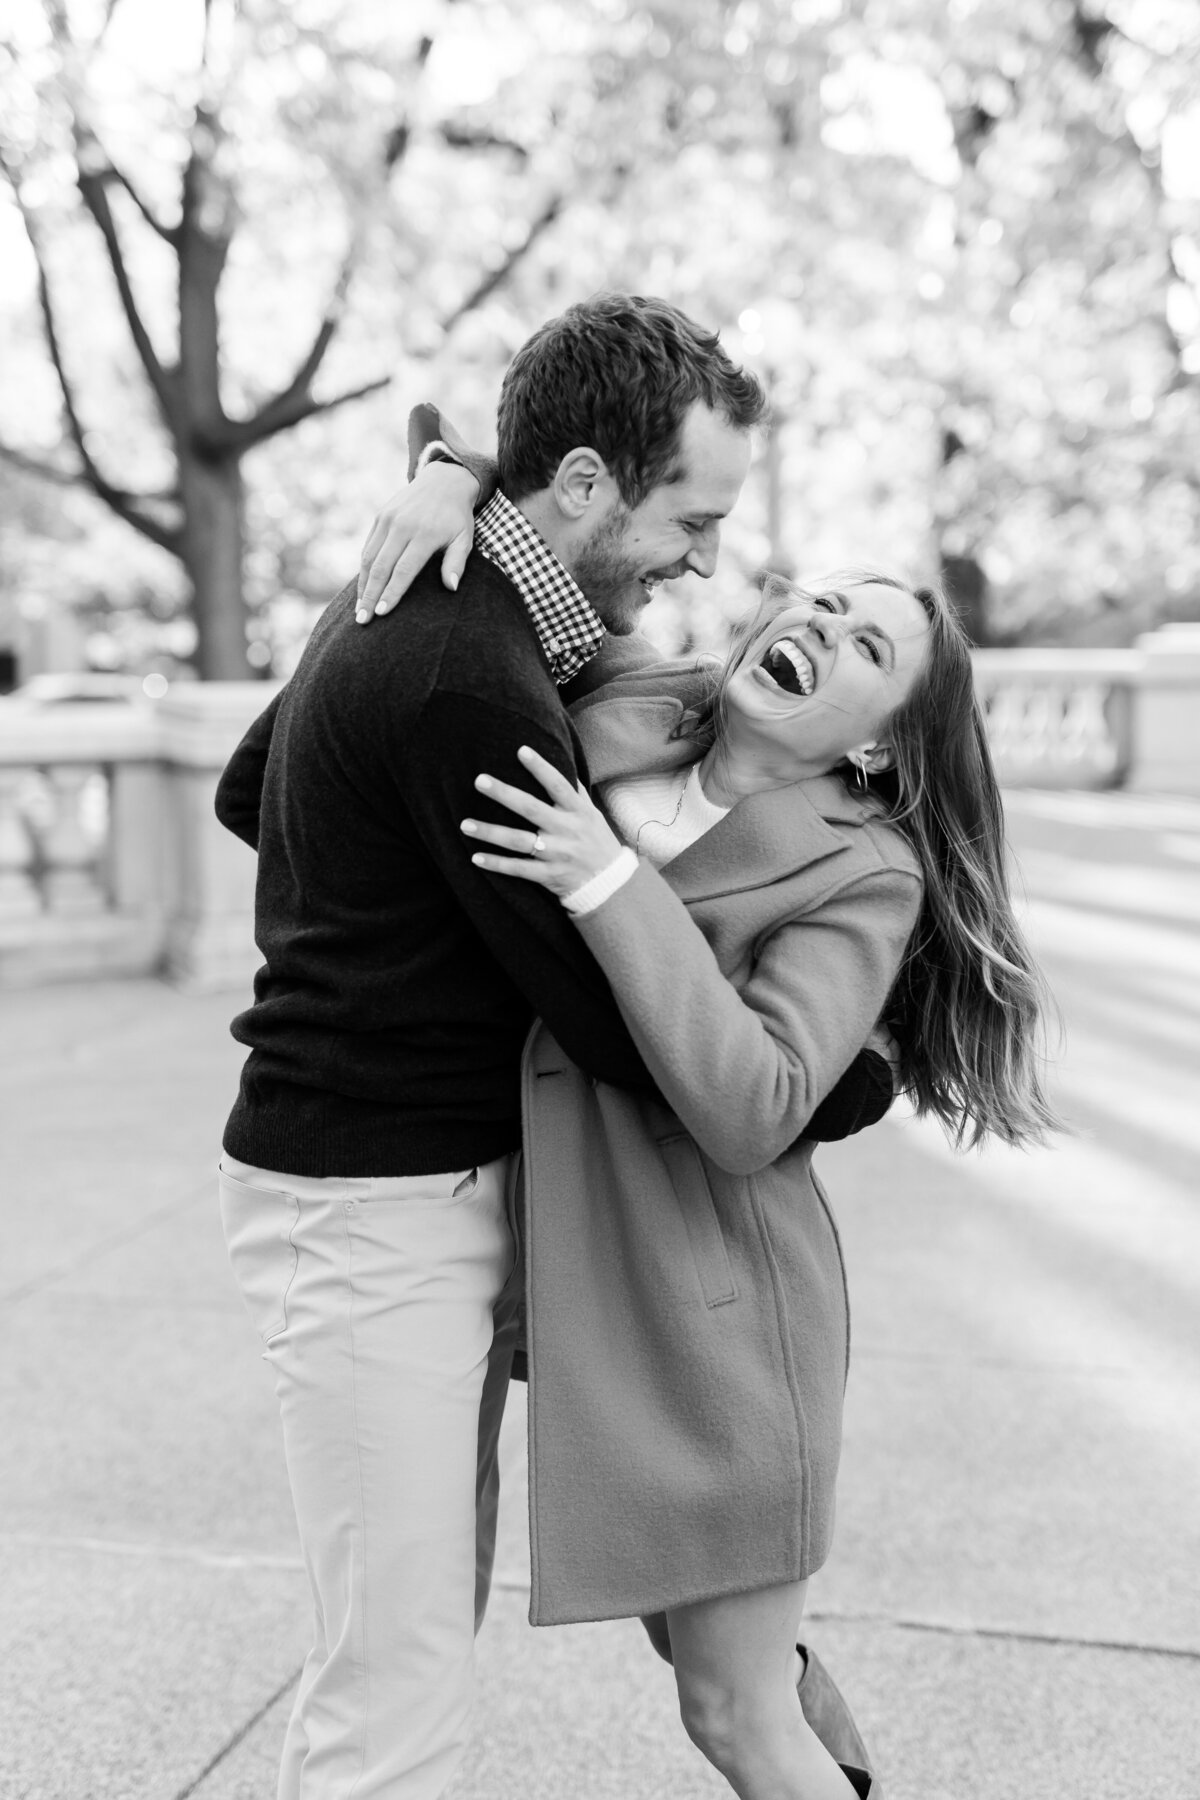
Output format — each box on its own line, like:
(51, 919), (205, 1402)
(656, 1133), (737, 1309)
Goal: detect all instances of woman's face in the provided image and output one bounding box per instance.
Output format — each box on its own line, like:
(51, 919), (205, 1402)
(722, 581), (932, 778)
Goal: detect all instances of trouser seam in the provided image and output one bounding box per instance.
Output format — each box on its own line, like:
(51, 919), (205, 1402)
(343, 1198), (371, 1800)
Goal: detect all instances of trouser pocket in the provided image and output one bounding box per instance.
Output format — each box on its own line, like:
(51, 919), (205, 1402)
(218, 1163), (301, 1344)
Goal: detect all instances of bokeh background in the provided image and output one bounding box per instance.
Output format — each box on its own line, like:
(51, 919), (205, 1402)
(2, 0), (1199, 684)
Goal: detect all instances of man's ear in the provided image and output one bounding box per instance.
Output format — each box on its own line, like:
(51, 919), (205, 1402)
(552, 447), (612, 520)
(849, 740), (896, 775)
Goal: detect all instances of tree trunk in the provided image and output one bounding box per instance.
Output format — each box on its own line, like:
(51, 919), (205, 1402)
(179, 446), (250, 678)
(939, 551), (989, 647)
(763, 385), (795, 580)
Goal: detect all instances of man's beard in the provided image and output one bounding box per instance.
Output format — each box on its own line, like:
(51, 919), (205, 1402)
(572, 506), (646, 636)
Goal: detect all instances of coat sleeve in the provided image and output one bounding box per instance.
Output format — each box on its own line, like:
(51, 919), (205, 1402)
(571, 858), (921, 1174)
(214, 689), (285, 851)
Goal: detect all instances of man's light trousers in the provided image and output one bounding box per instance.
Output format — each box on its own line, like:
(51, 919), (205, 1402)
(219, 1151), (520, 1800)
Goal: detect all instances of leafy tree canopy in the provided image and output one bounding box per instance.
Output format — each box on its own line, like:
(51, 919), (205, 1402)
(1, 0), (1198, 675)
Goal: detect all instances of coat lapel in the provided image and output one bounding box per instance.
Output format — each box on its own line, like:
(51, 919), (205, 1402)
(660, 777), (861, 903)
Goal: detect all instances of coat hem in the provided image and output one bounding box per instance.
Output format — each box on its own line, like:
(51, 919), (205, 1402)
(527, 1550), (827, 1629)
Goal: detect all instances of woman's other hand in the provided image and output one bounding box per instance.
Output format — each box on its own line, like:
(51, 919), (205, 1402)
(462, 746), (626, 898)
(355, 459), (480, 624)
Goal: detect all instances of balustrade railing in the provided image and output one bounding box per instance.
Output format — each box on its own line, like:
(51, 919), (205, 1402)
(971, 649), (1141, 791)
(0, 626), (1197, 988)
(0, 685), (277, 987)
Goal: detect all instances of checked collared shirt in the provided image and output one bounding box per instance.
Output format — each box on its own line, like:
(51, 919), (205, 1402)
(473, 491), (605, 686)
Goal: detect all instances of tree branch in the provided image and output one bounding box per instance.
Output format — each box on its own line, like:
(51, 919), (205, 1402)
(214, 238), (380, 451)
(438, 194), (563, 335)
(97, 0), (127, 44)
(106, 158), (177, 243)
(218, 373), (392, 453)
(74, 142), (180, 427)
(0, 442), (86, 487)
(0, 150), (182, 554)
(437, 121), (530, 162)
(0, 439), (182, 505)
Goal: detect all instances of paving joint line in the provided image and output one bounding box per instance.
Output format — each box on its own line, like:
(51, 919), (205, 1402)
(0, 1531), (304, 1571)
(171, 1665), (304, 1800)
(805, 1607), (1200, 1663)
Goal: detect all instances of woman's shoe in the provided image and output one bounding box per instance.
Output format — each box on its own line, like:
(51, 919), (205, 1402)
(838, 1765), (880, 1798)
(795, 1646), (872, 1770)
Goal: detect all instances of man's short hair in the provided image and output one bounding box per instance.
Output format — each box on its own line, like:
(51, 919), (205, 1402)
(497, 293), (767, 507)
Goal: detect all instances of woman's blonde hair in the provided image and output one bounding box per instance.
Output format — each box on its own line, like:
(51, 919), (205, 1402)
(678, 572), (1059, 1150)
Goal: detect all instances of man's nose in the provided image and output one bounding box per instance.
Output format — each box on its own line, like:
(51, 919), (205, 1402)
(684, 523), (721, 580)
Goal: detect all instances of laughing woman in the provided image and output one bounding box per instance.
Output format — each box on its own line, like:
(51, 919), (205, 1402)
(359, 467), (1056, 1800)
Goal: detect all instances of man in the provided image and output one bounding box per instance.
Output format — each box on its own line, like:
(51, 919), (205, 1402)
(216, 293), (876, 1799)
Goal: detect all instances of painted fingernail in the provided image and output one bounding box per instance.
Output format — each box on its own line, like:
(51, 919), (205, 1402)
(475, 775), (492, 791)
(447, 574), (459, 591)
(462, 819), (478, 834)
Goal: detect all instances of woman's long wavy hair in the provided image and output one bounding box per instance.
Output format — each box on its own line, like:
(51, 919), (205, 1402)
(676, 572), (1059, 1150)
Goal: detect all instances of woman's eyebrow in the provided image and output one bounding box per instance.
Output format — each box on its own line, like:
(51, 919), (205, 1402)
(839, 597), (897, 667)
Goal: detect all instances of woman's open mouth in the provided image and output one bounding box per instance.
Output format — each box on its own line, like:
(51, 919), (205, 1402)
(759, 637), (816, 696)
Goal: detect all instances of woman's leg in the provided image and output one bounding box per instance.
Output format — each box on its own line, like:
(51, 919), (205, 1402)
(665, 1581), (859, 1800)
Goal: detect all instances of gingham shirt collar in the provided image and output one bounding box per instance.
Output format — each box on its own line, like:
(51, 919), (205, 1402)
(473, 491), (604, 686)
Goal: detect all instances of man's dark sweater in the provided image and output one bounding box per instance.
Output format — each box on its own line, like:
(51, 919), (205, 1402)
(217, 555), (649, 1177)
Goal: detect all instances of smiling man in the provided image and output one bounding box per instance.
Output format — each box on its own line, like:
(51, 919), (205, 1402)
(213, 295), (766, 1800)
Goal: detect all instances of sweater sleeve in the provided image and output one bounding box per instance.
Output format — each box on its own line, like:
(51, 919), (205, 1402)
(214, 689), (284, 851)
(406, 403), (500, 506)
(572, 858), (921, 1174)
(399, 688), (651, 1089)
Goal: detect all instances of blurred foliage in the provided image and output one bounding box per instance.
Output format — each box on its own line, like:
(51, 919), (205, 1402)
(1, 0), (1199, 676)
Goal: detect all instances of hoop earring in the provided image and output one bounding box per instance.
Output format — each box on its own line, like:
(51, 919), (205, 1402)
(852, 759), (869, 792)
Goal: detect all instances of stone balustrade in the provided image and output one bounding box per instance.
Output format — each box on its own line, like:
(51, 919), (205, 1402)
(0, 622), (1198, 990)
(0, 682), (281, 989)
(973, 622), (1200, 794)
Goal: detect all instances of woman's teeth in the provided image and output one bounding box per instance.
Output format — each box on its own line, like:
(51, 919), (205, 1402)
(762, 637), (815, 696)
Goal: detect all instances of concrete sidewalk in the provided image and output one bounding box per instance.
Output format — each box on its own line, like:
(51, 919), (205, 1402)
(4, 790), (1200, 1800)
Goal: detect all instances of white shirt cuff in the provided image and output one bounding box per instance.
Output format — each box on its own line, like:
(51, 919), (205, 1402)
(562, 847), (639, 916)
(415, 439), (463, 473)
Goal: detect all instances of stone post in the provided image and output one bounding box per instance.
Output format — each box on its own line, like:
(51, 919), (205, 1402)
(155, 681), (282, 991)
(1128, 624), (1200, 796)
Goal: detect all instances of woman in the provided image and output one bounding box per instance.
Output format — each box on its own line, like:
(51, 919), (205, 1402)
(360, 474), (1055, 1800)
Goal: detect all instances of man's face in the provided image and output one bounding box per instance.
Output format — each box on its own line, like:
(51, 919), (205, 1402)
(572, 403), (753, 634)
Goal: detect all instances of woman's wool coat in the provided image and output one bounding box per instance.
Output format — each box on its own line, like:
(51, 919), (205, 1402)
(520, 660), (923, 1626)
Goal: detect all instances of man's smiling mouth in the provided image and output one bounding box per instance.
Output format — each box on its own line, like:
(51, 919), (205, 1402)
(638, 562), (689, 596)
(760, 636), (816, 696)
